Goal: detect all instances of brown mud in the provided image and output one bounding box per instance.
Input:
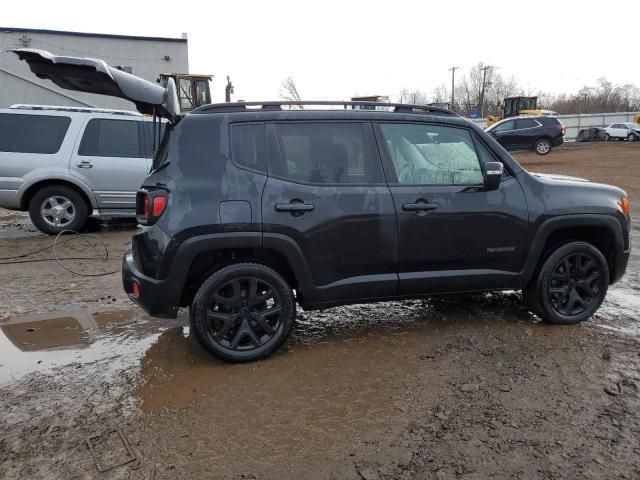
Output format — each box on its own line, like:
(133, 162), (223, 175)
(1, 142), (639, 479)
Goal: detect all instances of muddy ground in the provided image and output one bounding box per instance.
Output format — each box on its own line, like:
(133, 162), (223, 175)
(0, 142), (639, 479)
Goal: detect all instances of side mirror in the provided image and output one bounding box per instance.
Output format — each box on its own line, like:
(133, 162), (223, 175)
(484, 162), (503, 190)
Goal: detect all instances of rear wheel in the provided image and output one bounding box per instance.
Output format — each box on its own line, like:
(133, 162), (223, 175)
(524, 242), (609, 325)
(605, 133), (611, 141)
(28, 185), (89, 235)
(190, 262), (296, 362)
(534, 138), (552, 155)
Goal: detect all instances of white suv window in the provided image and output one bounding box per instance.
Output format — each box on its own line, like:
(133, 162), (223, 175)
(0, 113), (70, 154)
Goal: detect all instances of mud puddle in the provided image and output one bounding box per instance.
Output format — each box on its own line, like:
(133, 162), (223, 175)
(0, 308), (181, 386)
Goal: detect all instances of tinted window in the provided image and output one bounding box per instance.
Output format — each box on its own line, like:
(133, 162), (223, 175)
(140, 122), (166, 158)
(379, 123), (483, 185)
(516, 118), (539, 129)
(79, 119), (141, 157)
(0, 113), (70, 154)
(273, 123), (382, 184)
(231, 123), (267, 172)
(492, 120), (515, 132)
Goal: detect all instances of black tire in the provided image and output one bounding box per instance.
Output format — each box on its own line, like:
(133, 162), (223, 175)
(524, 241), (609, 325)
(605, 133), (611, 141)
(628, 133), (638, 142)
(28, 185), (89, 235)
(190, 262), (296, 362)
(534, 138), (552, 155)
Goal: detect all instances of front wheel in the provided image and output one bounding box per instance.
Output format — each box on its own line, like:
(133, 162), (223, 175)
(534, 138), (552, 155)
(524, 242), (609, 325)
(28, 185), (89, 235)
(190, 262), (296, 362)
(628, 133), (638, 142)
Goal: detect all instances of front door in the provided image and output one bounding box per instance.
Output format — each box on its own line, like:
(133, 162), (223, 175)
(488, 119), (518, 149)
(261, 121), (398, 305)
(69, 117), (152, 211)
(374, 122), (529, 296)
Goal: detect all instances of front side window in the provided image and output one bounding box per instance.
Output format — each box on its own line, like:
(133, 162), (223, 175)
(273, 122), (382, 184)
(0, 113), (70, 154)
(79, 119), (141, 157)
(379, 123), (484, 185)
(491, 120), (515, 133)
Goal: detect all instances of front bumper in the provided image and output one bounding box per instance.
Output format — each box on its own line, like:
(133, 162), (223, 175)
(121, 245), (180, 318)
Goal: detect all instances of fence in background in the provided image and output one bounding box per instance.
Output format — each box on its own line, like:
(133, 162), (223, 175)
(470, 112), (638, 141)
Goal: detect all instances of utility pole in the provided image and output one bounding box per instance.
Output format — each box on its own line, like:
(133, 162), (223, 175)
(448, 66), (459, 111)
(225, 76), (234, 102)
(479, 65), (493, 118)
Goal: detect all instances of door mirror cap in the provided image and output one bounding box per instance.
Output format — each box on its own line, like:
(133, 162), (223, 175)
(484, 162), (503, 190)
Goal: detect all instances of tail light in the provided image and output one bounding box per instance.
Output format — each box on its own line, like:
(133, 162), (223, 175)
(136, 188), (168, 225)
(558, 122), (566, 135)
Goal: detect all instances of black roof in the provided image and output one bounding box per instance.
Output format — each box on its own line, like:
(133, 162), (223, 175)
(0, 27), (187, 43)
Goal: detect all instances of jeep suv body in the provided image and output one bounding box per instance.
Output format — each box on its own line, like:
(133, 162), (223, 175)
(13, 49), (631, 363)
(0, 104), (163, 234)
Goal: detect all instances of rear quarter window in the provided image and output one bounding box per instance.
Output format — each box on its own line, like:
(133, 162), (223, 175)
(0, 113), (71, 154)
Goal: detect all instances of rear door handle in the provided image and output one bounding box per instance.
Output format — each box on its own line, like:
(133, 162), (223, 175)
(76, 161), (93, 169)
(402, 202), (438, 212)
(275, 203), (314, 212)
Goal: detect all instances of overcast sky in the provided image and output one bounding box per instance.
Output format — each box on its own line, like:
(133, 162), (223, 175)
(2, 0), (637, 102)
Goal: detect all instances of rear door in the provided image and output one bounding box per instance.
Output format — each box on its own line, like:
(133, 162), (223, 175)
(69, 117), (151, 210)
(261, 121), (398, 305)
(375, 121), (529, 295)
(513, 118), (542, 148)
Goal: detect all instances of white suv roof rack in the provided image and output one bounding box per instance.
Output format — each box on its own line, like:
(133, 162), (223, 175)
(9, 104), (142, 116)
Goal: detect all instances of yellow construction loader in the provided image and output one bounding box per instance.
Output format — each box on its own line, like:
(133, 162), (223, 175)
(486, 96), (557, 126)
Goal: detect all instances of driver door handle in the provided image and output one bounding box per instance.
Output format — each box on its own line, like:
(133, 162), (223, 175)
(402, 202), (438, 212)
(275, 203), (314, 212)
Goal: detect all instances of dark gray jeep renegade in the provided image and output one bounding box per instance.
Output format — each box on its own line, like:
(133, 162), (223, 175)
(15, 49), (631, 362)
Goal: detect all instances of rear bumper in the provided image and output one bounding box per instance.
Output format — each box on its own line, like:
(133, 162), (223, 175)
(121, 245), (180, 318)
(552, 136), (564, 147)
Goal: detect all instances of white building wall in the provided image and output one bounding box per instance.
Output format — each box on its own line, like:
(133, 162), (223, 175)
(0, 28), (189, 111)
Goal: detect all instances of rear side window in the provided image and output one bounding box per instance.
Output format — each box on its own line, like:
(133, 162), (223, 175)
(272, 122), (382, 184)
(379, 123), (484, 185)
(78, 119), (142, 157)
(231, 123), (267, 173)
(0, 113), (70, 154)
(140, 122), (166, 158)
(515, 118), (539, 129)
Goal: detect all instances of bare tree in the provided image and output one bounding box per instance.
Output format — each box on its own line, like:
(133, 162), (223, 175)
(397, 88), (429, 104)
(280, 77), (302, 105)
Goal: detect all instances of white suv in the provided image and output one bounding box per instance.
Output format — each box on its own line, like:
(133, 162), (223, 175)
(604, 122), (640, 142)
(0, 104), (163, 234)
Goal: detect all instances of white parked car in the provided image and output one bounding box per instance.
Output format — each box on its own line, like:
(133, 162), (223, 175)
(603, 122), (640, 141)
(0, 104), (165, 234)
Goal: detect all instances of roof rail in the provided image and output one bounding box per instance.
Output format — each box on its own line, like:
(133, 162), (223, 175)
(194, 100), (457, 116)
(8, 104), (142, 116)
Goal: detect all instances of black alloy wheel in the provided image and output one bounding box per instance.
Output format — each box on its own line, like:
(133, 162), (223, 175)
(524, 241), (609, 325)
(547, 252), (603, 316)
(190, 263), (295, 362)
